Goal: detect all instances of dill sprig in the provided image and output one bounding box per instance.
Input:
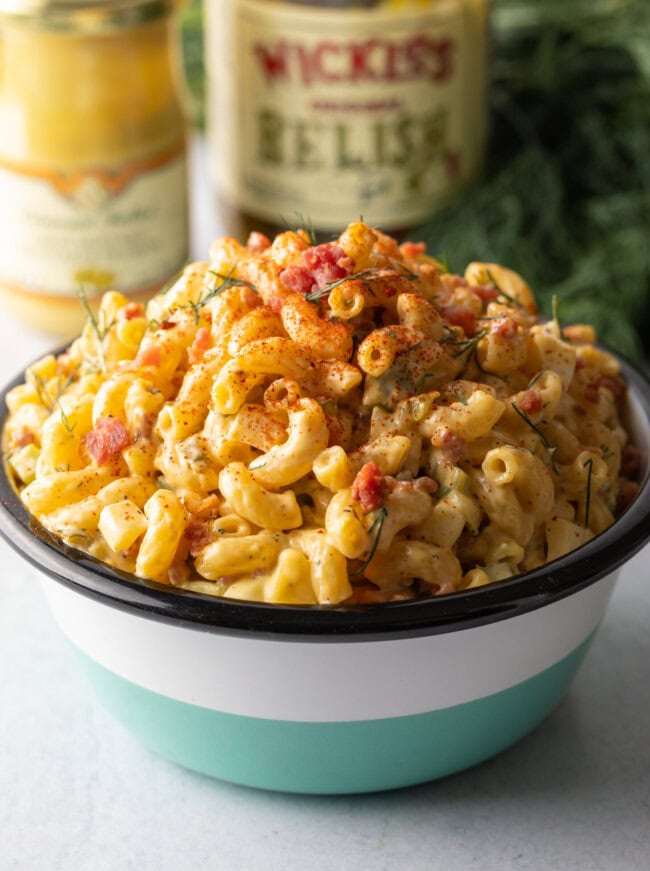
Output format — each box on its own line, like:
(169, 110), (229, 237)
(281, 212), (318, 246)
(31, 367), (79, 429)
(449, 329), (488, 359)
(511, 401), (559, 473)
(305, 263), (417, 303)
(31, 373), (76, 434)
(30, 372), (54, 412)
(349, 507), (388, 577)
(486, 269), (525, 310)
(304, 269), (377, 302)
(452, 387), (468, 405)
(583, 456), (594, 527)
(183, 270), (258, 324)
(78, 286), (109, 371)
(58, 405), (76, 435)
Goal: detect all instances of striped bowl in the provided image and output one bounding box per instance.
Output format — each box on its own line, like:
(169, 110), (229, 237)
(1, 358), (648, 794)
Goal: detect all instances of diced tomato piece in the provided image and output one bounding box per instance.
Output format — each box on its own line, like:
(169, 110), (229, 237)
(351, 461), (384, 512)
(188, 327), (212, 365)
(134, 344), (162, 368)
(518, 387), (543, 415)
(441, 304), (476, 336)
(280, 265), (315, 295)
(86, 416), (131, 465)
(246, 231), (271, 253)
(303, 243), (352, 288)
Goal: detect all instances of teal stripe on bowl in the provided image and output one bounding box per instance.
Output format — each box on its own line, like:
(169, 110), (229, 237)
(71, 632), (596, 794)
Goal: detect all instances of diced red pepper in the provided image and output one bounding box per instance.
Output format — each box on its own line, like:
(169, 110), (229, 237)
(86, 416), (131, 465)
(441, 304), (476, 336)
(279, 265), (314, 295)
(351, 461), (384, 512)
(518, 387), (543, 415)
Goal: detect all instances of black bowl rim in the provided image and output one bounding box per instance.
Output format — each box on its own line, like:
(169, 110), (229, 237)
(0, 350), (648, 642)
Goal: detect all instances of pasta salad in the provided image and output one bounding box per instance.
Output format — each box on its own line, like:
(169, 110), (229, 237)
(3, 223), (642, 605)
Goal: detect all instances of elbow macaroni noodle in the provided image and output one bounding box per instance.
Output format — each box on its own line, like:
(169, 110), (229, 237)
(3, 223), (643, 605)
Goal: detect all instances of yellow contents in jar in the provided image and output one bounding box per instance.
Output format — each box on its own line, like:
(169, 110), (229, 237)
(0, 1), (189, 336)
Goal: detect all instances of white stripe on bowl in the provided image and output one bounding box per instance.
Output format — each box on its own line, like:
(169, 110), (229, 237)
(43, 573), (617, 722)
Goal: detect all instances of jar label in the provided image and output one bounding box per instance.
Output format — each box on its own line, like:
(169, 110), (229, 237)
(0, 146), (188, 299)
(208, 0), (488, 231)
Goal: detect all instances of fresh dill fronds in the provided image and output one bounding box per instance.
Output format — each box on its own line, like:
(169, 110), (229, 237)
(452, 387), (468, 405)
(30, 373), (54, 412)
(184, 270), (258, 324)
(77, 286), (108, 371)
(486, 269), (524, 310)
(281, 212), (318, 246)
(304, 269), (377, 302)
(511, 401), (559, 473)
(450, 330), (488, 360)
(349, 507), (388, 577)
(305, 264), (417, 303)
(392, 262), (420, 282)
(58, 405), (76, 435)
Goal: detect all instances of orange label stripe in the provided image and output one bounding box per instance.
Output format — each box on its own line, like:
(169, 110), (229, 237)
(0, 142), (185, 198)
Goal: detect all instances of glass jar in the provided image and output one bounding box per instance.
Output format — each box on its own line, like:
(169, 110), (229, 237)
(0, 0), (189, 335)
(206, 0), (489, 242)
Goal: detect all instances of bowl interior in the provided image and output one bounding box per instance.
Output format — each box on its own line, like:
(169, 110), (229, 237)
(0, 352), (648, 639)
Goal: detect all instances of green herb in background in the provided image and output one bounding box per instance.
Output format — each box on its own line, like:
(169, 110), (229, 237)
(416, 0), (650, 368)
(180, 0), (650, 367)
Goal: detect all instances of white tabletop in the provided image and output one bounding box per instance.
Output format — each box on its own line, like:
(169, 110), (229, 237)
(1, 146), (649, 871)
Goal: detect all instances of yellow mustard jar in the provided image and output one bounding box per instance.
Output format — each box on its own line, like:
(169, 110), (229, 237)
(0, 0), (189, 335)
